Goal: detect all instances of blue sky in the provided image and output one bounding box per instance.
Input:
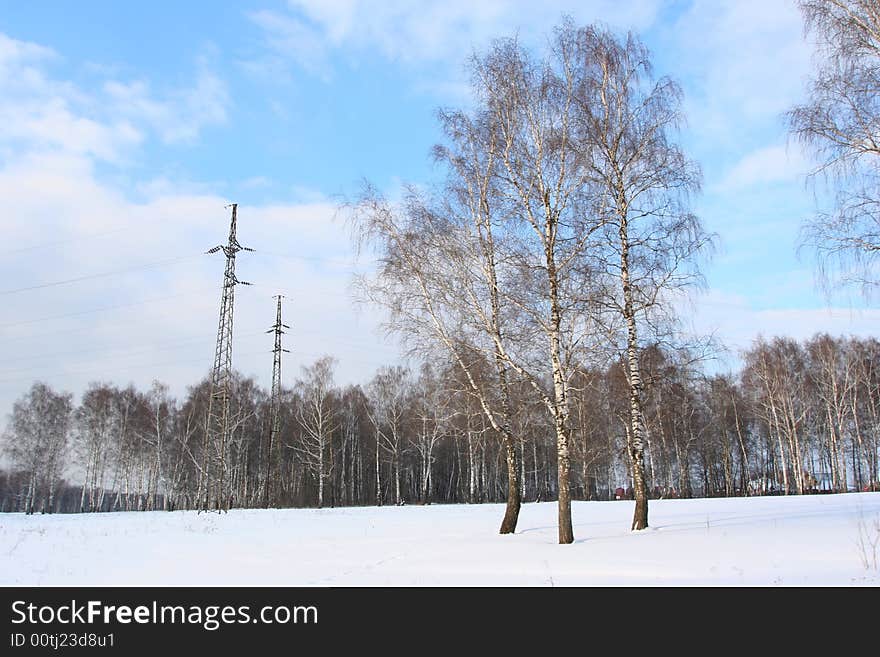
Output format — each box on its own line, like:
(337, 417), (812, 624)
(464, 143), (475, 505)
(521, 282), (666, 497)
(0, 0), (876, 414)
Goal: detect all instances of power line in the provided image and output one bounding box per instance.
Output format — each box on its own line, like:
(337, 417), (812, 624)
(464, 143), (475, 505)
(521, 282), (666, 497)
(0, 248), (347, 299)
(0, 342), (399, 387)
(0, 305), (393, 355)
(0, 328), (269, 369)
(0, 321), (400, 379)
(0, 288), (214, 331)
(0, 329), (271, 382)
(0, 348), (271, 387)
(0, 226), (131, 257)
(0, 288), (395, 354)
(258, 249), (355, 268)
(0, 254), (203, 296)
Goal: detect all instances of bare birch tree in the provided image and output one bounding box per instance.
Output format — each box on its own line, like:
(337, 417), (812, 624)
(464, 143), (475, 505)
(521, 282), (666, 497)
(470, 32), (606, 544)
(350, 184), (527, 529)
(351, 23), (619, 543)
(569, 25), (710, 529)
(144, 380), (174, 510)
(410, 363), (453, 504)
(291, 356), (339, 508)
(3, 382), (72, 513)
(789, 0), (880, 294)
(433, 105), (525, 532)
(74, 382), (116, 512)
(365, 366), (411, 506)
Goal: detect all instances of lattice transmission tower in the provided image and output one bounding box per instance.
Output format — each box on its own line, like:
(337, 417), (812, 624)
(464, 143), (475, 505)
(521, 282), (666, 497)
(263, 295), (289, 508)
(199, 203), (252, 513)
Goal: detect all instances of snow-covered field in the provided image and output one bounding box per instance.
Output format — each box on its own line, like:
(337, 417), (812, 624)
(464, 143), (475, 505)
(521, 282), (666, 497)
(2, 493), (879, 586)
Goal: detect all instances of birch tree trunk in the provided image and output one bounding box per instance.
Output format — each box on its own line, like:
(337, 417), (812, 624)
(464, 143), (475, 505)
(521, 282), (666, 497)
(619, 214), (650, 530)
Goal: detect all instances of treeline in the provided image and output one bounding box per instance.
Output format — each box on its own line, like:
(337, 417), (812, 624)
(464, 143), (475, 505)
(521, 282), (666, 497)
(2, 333), (878, 514)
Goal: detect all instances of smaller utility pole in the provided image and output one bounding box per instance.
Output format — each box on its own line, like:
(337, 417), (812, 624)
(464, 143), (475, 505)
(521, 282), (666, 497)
(264, 295), (289, 508)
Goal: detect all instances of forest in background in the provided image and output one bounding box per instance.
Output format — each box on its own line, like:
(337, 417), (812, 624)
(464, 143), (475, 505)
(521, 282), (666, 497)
(2, 332), (878, 515)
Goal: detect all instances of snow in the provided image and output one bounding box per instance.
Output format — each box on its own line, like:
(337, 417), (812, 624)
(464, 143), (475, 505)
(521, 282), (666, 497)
(2, 493), (879, 586)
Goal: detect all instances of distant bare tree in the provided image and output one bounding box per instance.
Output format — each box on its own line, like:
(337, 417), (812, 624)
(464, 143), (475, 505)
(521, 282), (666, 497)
(291, 356), (339, 508)
(788, 0), (880, 294)
(74, 382), (117, 512)
(337, 384), (368, 506)
(365, 366), (411, 506)
(743, 338), (809, 495)
(3, 382), (72, 513)
(143, 380), (174, 510)
(850, 337), (880, 488)
(806, 334), (853, 492)
(3, 331), (880, 513)
(410, 363), (453, 504)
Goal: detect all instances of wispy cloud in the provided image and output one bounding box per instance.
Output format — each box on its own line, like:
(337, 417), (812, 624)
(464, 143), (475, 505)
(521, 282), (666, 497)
(103, 58), (229, 145)
(245, 0), (664, 82)
(681, 289), (880, 364)
(247, 8), (336, 79)
(671, 0), (811, 147)
(0, 34), (140, 162)
(0, 32), (229, 165)
(714, 143), (810, 192)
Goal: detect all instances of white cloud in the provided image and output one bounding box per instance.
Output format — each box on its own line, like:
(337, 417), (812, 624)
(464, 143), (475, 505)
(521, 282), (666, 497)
(247, 0), (665, 80)
(241, 176), (273, 190)
(0, 33), (59, 103)
(0, 31), (229, 167)
(0, 32), (56, 71)
(248, 9), (336, 78)
(0, 98), (142, 162)
(103, 61), (229, 145)
(680, 290), (880, 369)
(671, 0), (811, 147)
(0, 34), (140, 163)
(715, 143), (810, 192)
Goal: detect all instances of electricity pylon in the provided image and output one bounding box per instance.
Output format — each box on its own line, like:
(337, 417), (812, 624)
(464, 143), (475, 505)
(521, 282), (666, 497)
(200, 203), (252, 513)
(263, 295), (289, 508)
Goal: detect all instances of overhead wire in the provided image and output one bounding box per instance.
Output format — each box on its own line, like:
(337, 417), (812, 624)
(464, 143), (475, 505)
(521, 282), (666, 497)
(0, 332), (272, 383)
(0, 348), (273, 387)
(0, 226), (131, 257)
(0, 328), (270, 369)
(0, 253), (204, 296)
(0, 288), (216, 331)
